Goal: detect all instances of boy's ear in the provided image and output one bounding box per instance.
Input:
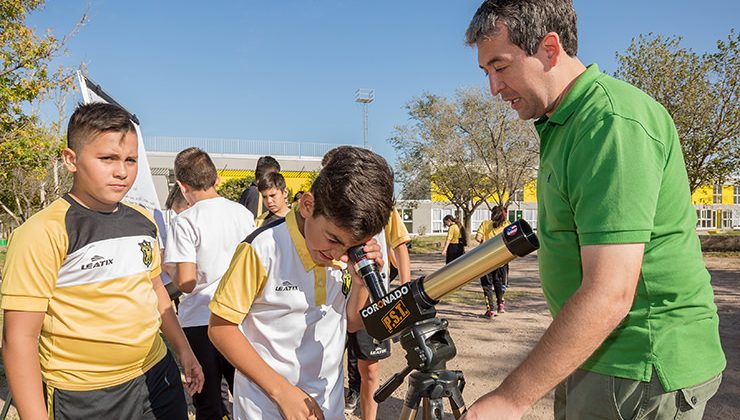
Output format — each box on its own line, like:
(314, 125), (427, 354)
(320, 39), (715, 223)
(175, 180), (189, 194)
(299, 192), (315, 218)
(214, 175), (221, 188)
(61, 148), (78, 173)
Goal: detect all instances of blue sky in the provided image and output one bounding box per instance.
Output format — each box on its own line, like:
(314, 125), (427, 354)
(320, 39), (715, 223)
(29, 0), (738, 167)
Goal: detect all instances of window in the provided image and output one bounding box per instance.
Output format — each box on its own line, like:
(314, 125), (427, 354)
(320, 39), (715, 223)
(734, 185), (740, 204)
(696, 208), (715, 229)
(713, 185), (722, 204)
(432, 208), (454, 233)
(401, 209), (413, 234)
(733, 208), (740, 229)
(721, 209), (734, 229)
(471, 207), (490, 232)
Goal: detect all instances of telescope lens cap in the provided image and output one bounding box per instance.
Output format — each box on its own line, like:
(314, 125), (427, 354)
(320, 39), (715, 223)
(502, 219), (539, 257)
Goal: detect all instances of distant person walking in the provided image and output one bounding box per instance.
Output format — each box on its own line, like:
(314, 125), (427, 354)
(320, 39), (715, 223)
(441, 214), (467, 264)
(476, 205), (509, 318)
(238, 155), (280, 219)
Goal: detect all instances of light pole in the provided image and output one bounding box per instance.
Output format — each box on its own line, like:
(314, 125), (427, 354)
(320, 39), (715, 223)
(355, 88), (374, 147)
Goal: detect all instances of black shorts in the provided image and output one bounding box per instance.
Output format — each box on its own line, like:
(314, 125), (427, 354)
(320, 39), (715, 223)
(44, 351), (188, 420)
(347, 329), (391, 361)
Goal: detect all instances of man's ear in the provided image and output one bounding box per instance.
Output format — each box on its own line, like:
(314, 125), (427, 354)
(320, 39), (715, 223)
(538, 32), (561, 67)
(61, 148), (78, 173)
(299, 191), (315, 219)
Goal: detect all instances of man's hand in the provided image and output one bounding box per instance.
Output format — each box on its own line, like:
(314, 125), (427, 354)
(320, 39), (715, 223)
(273, 383), (325, 420)
(460, 392), (526, 420)
(177, 348), (204, 396)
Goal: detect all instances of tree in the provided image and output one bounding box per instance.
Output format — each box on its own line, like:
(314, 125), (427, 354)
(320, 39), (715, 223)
(389, 88), (539, 234)
(217, 177), (253, 202)
(0, 0), (85, 231)
(615, 32), (739, 193)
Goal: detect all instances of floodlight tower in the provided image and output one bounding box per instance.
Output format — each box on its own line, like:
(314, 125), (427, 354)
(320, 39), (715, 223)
(355, 88), (374, 147)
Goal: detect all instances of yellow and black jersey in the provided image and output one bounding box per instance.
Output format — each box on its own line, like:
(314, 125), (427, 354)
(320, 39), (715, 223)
(1, 194), (166, 390)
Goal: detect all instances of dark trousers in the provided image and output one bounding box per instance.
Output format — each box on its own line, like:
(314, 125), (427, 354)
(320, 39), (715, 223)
(480, 264), (508, 310)
(184, 326), (235, 420)
(445, 243), (465, 264)
(44, 351), (188, 420)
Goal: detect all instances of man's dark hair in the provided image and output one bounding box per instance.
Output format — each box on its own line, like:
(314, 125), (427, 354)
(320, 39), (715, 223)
(255, 156), (281, 180)
(311, 146), (394, 242)
(67, 102), (136, 152)
(257, 171), (287, 192)
(174, 147), (218, 190)
(465, 0), (578, 57)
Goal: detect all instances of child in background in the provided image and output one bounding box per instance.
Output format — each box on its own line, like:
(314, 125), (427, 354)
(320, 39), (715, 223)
(441, 214), (467, 263)
(208, 146), (394, 420)
(476, 206), (509, 318)
(254, 172), (291, 227)
(161, 184), (190, 302)
(166, 147), (256, 419)
(1, 102), (203, 419)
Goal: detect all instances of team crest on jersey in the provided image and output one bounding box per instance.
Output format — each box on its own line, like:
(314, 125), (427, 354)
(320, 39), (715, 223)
(139, 240), (153, 267)
(341, 269), (352, 297)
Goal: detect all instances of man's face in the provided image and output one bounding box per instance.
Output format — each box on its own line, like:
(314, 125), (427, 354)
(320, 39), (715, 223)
(477, 23), (553, 120)
(261, 187), (288, 214)
(64, 130), (138, 212)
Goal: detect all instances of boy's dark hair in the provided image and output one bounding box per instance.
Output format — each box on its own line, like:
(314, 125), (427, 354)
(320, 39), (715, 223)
(174, 147), (218, 191)
(255, 156), (281, 180)
(67, 102), (136, 152)
(311, 146), (394, 242)
(443, 214), (468, 246)
(257, 171), (287, 192)
(465, 0), (578, 57)
(293, 190), (305, 203)
(165, 183), (187, 210)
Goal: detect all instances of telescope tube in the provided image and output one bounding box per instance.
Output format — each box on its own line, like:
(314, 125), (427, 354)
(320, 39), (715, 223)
(422, 219), (539, 302)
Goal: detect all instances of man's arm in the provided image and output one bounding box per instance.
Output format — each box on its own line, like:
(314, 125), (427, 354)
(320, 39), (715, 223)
(462, 243), (644, 419)
(208, 314), (324, 420)
(151, 275), (203, 395)
(2, 310), (47, 420)
(172, 261), (197, 293)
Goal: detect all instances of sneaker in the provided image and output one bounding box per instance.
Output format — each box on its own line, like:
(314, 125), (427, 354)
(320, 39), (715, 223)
(484, 310), (495, 319)
(344, 389), (359, 412)
(497, 303), (506, 314)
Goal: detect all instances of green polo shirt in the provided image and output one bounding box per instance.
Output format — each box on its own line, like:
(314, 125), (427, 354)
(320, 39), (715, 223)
(534, 64), (725, 391)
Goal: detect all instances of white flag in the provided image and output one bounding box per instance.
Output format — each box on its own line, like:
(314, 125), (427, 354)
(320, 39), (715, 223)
(75, 71), (167, 241)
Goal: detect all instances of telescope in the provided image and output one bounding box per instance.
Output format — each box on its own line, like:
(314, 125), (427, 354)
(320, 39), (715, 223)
(354, 219), (539, 418)
(360, 219), (539, 342)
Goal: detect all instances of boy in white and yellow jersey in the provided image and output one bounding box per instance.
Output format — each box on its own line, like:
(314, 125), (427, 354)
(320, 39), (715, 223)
(1, 103), (203, 419)
(208, 146), (394, 420)
(254, 171), (291, 227)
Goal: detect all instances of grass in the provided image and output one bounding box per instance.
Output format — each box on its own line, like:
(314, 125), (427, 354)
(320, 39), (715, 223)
(409, 235), (447, 254)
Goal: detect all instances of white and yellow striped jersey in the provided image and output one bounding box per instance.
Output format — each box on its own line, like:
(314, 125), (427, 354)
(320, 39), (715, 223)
(1, 195), (166, 390)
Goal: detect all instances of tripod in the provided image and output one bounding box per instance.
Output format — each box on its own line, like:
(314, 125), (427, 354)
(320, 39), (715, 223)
(375, 317), (467, 420)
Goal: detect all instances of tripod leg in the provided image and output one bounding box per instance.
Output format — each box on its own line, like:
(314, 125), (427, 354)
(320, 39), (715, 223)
(398, 382), (422, 420)
(422, 397), (446, 420)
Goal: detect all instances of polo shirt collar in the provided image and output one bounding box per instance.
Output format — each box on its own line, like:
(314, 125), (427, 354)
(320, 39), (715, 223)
(544, 63), (602, 126)
(286, 206), (316, 272)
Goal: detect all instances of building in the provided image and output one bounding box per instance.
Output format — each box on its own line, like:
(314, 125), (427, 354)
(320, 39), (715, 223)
(144, 136), (326, 206)
(397, 181), (740, 235)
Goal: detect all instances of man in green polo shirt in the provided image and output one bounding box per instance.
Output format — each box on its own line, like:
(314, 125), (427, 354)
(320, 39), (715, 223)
(461, 1), (725, 419)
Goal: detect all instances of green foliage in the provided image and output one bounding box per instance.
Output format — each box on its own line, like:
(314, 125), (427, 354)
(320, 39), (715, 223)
(218, 176), (254, 202)
(615, 31), (740, 192)
(389, 88), (539, 233)
(0, 0), (81, 230)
